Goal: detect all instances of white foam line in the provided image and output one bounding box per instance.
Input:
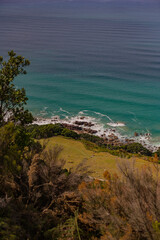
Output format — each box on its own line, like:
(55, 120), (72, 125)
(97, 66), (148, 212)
(107, 122), (125, 127)
(59, 107), (70, 114)
(93, 111), (114, 122)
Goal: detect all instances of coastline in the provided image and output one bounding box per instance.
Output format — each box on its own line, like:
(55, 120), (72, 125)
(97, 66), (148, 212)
(32, 114), (159, 152)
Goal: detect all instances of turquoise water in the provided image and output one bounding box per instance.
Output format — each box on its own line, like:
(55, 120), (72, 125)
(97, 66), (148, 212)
(1, 0), (160, 142)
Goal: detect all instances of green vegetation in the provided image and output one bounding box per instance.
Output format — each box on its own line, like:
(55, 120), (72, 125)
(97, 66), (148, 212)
(0, 51), (33, 126)
(123, 142), (152, 156)
(27, 123), (64, 139)
(61, 128), (79, 139)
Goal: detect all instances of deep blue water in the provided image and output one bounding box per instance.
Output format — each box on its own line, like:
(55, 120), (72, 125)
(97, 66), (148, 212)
(1, 0), (160, 142)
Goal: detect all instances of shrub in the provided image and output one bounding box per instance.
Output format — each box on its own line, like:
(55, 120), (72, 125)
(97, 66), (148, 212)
(61, 128), (79, 139)
(30, 141), (42, 154)
(0, 123), (40, 175)
(123, 142), (152, 156)
(0, 144), (86, 239)
(155, 148), (160, 159)
(80, 133), (104, 146)
(14, 126), (33, 150)
(26, 124), (64, 139)
(27, 124), (80, 140)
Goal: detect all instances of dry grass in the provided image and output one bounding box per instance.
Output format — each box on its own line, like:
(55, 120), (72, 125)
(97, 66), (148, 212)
(79, 159), (160, 240)
(40, 136), (149, 179)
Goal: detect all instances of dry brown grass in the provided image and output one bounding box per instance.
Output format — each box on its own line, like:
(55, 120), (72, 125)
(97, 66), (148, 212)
(78, 158), (160, 240)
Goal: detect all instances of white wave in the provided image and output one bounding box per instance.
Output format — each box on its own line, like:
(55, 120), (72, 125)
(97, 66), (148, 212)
(59, 107), (70, 114)
(107, 122), (125, 127)
(78, 111), (85, 115)
(93, 111), (114, 122)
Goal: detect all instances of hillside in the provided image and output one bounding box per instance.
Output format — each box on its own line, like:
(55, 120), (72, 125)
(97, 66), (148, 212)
(40, 136), (149, 179)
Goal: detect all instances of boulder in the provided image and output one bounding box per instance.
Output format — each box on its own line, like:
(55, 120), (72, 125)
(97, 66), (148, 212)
(134, 132), (139, 137)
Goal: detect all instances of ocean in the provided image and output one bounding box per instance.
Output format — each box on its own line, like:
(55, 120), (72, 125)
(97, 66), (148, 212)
(1, 0), (160, 144)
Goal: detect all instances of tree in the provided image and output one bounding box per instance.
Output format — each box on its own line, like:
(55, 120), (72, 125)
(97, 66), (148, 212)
(0, 50), (33, 126)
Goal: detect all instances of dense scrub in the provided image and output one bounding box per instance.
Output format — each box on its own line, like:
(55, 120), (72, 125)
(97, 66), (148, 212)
(0, 123), (86, 239)
(123, 142), (152, 156)
(1, 123), (160, 239)
(27, 123), (79, 140)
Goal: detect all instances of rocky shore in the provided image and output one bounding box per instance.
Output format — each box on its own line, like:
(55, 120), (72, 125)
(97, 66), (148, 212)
(32, 115), (158, 152)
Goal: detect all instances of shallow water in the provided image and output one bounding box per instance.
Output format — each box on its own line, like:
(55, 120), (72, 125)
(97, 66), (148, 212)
(1, 0), (160, 143)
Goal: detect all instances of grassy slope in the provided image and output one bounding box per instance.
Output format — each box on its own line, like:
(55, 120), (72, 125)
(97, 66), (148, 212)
(40, 136), (149, 179)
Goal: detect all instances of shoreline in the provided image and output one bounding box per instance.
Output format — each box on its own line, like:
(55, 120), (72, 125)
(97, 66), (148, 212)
(32, 114), (159, 153)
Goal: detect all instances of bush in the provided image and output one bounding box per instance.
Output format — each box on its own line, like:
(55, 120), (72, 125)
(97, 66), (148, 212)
(123, 142), (152, 156)
(61, 128), (79, 139)
(30, 141), (42, 154)
(155, 147), (160, 158)
(81, 140), (104, 152)
(27, 124), (80, 140)
(26, 124), (64, 139)
(0, 145), (85, 240)
(14, 126), (33, 150)
(0, 123), (40, 175)
(80, 133), (104, 146)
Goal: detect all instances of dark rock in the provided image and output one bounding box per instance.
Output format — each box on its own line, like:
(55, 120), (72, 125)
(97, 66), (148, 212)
(74, 121), (85, 126)
(84, 122), (94, 127)
(80, 116), (85, 120)
(74, 121), (94, 127)
(134, 132), (139, 137)
(62, 123), (82, 131)
(84, 128), (98, 134)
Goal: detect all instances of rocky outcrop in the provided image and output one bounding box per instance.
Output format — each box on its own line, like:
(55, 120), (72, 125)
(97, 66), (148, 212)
(74, 121), (94, 127)
(62, 123), (82, 131)
(134, 132), (139, 137)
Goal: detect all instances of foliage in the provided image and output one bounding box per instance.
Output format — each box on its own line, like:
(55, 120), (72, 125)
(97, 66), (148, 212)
(0, 124), (87, 239)
(0, 122), (42, 178)
(123, 142), (152, 156)
(80, 133), (104, 146)
(62, 128), (79, 139)
(155, 147), (160, 159)
(0, 50), (33, 126)
(81, 140), (106, 152)
(0, 217), (25, 240)
(26, 123), (80, 140)
(26, 123), (64, 139)
(45, 211), (82, 240)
